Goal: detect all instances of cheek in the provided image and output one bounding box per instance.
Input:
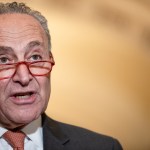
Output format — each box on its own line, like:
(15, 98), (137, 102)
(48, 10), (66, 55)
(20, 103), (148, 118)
(39, 77), (51, 105)
(0, 80), (12, 117)
(0, 81), (9, 103)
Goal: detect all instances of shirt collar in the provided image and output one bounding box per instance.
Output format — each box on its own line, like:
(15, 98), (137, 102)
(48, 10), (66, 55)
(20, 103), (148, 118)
(22, 116), (43, 148)
(0, 116), (43, 148)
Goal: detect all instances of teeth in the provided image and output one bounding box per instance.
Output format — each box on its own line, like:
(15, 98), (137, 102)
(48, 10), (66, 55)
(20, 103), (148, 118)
(15, 94), (31, 99)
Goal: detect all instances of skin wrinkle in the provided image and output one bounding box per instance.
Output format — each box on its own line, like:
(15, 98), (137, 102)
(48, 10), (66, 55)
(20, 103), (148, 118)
(0, 24), (45, 40)
(0, 27), (40, 34)
(0, 24), (41, 33)
(0, 37), (47, 52)
(0, 33), (43, 50)
(0, 13), (51, 129)
(0, 46), (49, 63)
(0, 40), (49, 68)
(0, 32), (42, 40)
(0, 41), (45, 55)
(0, 33), (36, 39)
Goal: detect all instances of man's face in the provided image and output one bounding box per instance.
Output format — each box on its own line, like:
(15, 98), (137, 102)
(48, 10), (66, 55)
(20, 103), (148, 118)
(0, 14), (51, 129)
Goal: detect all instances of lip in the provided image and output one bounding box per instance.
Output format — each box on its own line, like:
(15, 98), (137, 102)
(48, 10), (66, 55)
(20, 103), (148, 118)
(10, 91), (37, 105)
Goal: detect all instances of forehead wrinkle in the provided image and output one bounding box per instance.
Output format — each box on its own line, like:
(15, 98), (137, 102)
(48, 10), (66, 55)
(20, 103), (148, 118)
(0, 24), (40, 32)
(0, 33), (41, 40)
(0, 25), (43, 39)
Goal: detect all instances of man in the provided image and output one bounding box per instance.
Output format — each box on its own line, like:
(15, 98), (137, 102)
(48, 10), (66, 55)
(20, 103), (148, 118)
(0, 2), (123, 150)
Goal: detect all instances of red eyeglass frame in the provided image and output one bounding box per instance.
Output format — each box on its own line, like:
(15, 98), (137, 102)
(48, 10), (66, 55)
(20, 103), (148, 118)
(0, 56), (55, 80)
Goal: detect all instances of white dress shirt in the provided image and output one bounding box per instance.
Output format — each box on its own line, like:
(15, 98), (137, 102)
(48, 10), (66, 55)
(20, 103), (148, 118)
(0, 116), (43, 150)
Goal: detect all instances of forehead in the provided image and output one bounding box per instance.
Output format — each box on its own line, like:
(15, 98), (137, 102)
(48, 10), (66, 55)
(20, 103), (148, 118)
(0, 13), (47, 50)
(0, 13), (44, 34)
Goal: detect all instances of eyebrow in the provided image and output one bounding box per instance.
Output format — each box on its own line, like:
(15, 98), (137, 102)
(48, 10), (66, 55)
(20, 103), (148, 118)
(26, 40), (43, 50)
(0, 46), (14, 54)
(0, 40), (43, 54)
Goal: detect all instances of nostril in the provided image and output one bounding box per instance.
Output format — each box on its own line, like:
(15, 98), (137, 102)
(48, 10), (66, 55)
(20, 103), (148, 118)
(12, 64), (33, 85)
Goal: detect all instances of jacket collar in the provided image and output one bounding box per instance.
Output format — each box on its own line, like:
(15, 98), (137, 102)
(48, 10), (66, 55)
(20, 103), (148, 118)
(42, 113), (69, 150)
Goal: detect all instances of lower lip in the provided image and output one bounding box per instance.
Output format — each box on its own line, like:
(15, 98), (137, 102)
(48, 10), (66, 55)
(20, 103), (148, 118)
(11, 93), (37, 105)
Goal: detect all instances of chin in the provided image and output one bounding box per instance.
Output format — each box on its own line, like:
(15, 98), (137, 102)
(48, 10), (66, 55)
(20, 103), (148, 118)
(14, 111), (40, 124)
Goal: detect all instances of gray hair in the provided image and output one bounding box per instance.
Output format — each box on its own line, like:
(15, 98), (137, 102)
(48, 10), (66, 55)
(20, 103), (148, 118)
(0, 1), (51, 50)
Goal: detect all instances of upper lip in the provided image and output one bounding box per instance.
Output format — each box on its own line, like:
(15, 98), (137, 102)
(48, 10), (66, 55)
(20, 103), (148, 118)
(10, 90), (36, 97)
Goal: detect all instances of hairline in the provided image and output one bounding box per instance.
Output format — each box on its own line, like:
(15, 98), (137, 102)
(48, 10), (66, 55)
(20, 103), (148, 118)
(0, 2), (51, 51)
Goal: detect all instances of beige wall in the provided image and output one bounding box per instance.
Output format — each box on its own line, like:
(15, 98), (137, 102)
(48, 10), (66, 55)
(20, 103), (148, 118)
(1, 0), (150, 150)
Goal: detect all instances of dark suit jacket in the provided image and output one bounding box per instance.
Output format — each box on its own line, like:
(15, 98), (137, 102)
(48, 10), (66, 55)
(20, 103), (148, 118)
(42, 113), (123, 150)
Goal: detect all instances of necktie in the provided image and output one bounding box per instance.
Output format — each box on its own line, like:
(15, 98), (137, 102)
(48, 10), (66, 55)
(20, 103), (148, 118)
(3, 130), (26, 150)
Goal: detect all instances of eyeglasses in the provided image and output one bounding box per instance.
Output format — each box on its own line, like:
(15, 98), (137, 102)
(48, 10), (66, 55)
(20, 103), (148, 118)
(0, 58), (55, 80)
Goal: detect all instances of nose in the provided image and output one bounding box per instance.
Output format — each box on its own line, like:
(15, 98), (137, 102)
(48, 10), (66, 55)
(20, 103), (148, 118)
(12, 63), (33, 86)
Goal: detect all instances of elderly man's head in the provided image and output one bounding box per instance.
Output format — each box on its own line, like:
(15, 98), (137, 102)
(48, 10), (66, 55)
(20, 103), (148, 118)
(0, 2), (51, 50)
(0, 2), (54, 129)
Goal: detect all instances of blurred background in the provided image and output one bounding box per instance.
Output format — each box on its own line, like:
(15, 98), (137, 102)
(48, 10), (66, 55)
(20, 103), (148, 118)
(1, 0), (150, 149)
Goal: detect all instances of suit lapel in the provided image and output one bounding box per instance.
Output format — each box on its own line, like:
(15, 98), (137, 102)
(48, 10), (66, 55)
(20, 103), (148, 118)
(42, 113), (69, 150)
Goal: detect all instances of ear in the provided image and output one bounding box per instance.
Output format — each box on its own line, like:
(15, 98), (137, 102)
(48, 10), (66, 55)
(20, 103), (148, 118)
(49, 51), (55, 66)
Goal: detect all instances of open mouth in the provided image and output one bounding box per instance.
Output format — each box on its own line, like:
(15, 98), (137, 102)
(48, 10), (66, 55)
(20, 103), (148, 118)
(13, 92), (35, 99)
(11, 91), (37, 105)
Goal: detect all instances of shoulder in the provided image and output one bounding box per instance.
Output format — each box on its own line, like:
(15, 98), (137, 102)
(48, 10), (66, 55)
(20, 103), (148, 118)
(42, 114), (123, 150)
(59, 121), (122, 150)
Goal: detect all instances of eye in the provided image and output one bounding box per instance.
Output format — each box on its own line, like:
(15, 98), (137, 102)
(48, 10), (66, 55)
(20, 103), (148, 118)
(29, 54), (42, 61)
(0, 56), (10, 64)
